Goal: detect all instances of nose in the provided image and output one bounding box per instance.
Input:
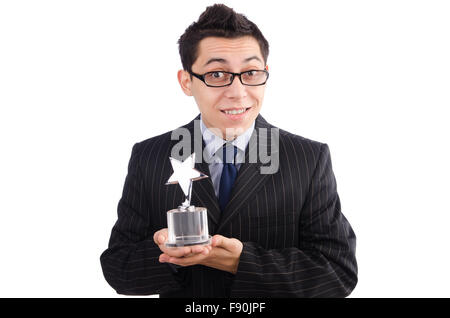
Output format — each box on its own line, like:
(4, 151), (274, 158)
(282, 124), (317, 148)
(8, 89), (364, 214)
(224, 75), (247, 100)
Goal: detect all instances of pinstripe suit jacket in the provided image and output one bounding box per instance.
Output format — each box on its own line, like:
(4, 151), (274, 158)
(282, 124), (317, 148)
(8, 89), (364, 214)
(100, 114), (358, 297)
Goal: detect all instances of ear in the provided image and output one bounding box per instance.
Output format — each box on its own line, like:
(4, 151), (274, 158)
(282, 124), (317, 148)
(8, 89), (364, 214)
(177, 70), (193, 96)
(265, 64), (269, 71)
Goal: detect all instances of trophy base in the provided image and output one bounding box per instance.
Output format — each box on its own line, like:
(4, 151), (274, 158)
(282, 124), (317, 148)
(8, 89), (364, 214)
(165, 235), (212, 248)
(165, 206), (211, 248)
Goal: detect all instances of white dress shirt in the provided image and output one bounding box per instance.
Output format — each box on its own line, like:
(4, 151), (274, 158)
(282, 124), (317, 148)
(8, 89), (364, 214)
(199, 115), (255, 198)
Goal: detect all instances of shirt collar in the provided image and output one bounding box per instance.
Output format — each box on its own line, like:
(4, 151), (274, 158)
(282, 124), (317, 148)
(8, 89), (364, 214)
(200, 115), (255, 163)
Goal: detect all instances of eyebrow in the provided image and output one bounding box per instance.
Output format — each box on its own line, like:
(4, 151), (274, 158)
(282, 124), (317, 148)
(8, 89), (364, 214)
(203, 55), (263, 67)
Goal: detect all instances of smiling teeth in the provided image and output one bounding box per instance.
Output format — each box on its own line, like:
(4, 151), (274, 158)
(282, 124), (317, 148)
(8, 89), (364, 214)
(224, 108), (245, 115)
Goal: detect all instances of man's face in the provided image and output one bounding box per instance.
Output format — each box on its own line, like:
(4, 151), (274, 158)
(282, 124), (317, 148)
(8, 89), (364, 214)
(178, 36), (268, 140)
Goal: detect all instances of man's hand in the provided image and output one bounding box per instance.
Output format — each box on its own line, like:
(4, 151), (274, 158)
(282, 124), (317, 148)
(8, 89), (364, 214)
(153, 228), (210, 259)
(155, 229), (243, 274)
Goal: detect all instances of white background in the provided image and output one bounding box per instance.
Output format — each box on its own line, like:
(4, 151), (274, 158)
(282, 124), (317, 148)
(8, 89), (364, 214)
(1, 0), (449, 297)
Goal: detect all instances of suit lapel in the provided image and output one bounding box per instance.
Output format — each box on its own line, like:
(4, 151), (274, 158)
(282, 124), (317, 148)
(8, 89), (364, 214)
(216, 115), (276, 233)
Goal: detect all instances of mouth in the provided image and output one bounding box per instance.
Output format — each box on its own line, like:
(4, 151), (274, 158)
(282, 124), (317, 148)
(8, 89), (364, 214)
(220, 107), (252, 119)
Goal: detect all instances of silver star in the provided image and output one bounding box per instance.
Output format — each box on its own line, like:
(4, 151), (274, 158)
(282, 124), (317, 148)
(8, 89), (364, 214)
(166, 153), (208, 205)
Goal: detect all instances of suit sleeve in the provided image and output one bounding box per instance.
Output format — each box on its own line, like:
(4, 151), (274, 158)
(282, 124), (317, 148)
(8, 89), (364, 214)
(100, 142), (189, 295)
(231, 143), (358, 297)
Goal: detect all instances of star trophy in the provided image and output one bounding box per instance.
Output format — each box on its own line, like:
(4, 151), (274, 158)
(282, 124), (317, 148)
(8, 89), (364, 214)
(165, 152), (211, 247)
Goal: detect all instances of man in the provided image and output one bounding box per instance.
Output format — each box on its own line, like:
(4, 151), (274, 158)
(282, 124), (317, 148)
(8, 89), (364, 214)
(100, 4), (357, 297)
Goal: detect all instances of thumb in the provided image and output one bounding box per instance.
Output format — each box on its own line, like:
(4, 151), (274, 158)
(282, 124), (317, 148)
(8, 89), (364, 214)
(211, 235), (223, 247)
(212, 235), (231, 249)
(158, 234), (166, 245)
(153, 229), (167, 245)
(212, 235), (243, 253)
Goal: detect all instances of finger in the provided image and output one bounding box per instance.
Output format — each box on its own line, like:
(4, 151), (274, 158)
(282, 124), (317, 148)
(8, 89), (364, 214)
(180, 245), (210, 258)
(201, 246), (210, 256)
(202, 244), (210, 252)
(161, 245), (192, 258)
(166, 252), (207, 267)
(159, 253), (169, 263)
(185, 248), (209, 258)
(191, 245), (208, 254)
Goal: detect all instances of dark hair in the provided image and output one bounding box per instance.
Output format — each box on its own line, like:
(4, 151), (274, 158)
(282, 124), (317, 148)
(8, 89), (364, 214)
(177, 4), (269, 73)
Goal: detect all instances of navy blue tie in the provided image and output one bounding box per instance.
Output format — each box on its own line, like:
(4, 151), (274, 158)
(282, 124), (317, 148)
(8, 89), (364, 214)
(218, 144), (238, 212)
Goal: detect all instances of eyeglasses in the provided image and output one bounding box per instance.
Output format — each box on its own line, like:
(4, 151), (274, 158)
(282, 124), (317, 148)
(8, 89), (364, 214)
(188, 70), (269, 87)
